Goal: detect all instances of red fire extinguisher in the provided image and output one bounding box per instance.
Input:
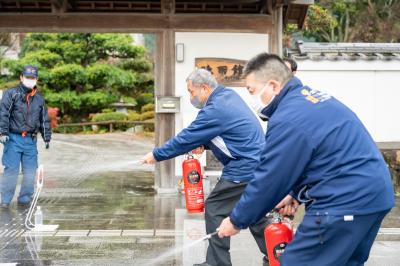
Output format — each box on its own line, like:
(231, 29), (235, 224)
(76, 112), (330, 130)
(182, 154), (204, 213)
(264, 212), (294, 266)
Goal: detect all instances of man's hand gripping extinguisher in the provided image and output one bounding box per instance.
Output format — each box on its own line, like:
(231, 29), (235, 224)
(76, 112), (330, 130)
(182, 153), (204, 213)
(264, 211), (294, 266)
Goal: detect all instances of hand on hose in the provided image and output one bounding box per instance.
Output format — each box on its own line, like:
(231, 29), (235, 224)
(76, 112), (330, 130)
(191, 145), (205, 155)
(45, 142), (50, 149)
(141, 152), (156, 164)
(275, 194), (299, 217)
(0, 135), (9, 144)
(217, 217), (240, 239)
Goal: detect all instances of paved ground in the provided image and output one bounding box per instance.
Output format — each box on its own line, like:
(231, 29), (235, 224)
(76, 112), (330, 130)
(0, 133), (399, 266)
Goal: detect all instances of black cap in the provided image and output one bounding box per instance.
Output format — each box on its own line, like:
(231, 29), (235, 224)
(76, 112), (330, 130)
(22, 65), (38, 78)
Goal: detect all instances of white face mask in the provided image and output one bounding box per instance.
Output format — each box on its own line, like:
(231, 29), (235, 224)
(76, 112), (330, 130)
(250, 84), (275, 115)
(22, 77), (37, 89)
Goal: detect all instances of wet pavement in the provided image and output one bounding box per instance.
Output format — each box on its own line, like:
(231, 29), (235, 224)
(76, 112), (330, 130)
(0, 133), (399, 265)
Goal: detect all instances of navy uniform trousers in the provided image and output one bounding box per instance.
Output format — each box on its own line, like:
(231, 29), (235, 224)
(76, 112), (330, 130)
(280, 209), (390, 266)
(205, 179), (268, 266)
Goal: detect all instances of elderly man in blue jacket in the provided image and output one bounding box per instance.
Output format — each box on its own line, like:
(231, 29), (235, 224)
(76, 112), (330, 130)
(142, 69), (269, 266)
(217, 53), (395, 266)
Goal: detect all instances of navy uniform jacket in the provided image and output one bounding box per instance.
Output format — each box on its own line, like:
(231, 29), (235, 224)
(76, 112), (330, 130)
(153, 85), (265, 183)
(230, 78), (395, 229)
(0, 83), (51, 142)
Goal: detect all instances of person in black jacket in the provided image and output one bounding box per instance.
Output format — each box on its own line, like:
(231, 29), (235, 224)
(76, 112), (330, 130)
(283, 57), (298, 74)
(0, 65), (51, 208)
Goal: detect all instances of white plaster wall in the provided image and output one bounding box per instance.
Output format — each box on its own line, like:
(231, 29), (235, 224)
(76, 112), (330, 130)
(174, 32), (269, 176)
(296, 60), (400, 142)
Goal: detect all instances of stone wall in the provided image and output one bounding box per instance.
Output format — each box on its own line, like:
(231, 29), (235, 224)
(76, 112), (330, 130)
(381, 148), (400, 195)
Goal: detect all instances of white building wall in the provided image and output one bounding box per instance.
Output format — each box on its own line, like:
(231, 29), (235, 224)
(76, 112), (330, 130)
(296, 60), (400, 143)
(174, 32), (269, 176)
(172, 34), (400, 177)
(131, 33), (145, 46)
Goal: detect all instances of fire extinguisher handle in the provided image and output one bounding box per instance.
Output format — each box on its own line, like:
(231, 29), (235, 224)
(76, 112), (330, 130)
(272, 208), (295, 220)
(285, 215), (295, 220)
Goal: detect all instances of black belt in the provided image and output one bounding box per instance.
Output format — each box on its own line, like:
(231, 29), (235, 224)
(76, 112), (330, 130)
(10, 131), (37, 137)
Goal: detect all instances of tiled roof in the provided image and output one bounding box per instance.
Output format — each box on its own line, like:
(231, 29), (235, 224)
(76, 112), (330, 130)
(287, 41), (400, 61)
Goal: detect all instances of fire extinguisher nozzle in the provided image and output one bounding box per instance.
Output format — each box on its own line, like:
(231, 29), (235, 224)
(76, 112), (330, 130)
(202, 231), (218, 241)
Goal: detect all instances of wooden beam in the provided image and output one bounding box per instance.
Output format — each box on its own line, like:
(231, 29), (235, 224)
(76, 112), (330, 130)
(0, 13), (272, 33)
(175, 0), (261, 3)
(171, 14), (272, 32)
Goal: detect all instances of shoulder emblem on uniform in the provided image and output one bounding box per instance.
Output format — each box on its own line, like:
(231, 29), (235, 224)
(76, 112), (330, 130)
(300, 87), (331, 104)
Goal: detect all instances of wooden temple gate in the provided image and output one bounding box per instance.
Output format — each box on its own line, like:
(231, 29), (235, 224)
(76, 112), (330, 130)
(0, 0), (312, 192)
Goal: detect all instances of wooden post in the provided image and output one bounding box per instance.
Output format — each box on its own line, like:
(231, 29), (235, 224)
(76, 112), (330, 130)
(154, 30), (176, 193)
(269, 6), (283, 55)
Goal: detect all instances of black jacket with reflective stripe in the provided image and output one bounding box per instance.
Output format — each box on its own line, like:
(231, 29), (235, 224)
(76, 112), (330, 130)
(0, 83), (51, 142)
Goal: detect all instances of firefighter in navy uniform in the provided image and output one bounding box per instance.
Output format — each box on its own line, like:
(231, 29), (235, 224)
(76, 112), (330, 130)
(217, 53), (395, 266)
(142, 69), (270, 266)
(0, 65), (51, 208)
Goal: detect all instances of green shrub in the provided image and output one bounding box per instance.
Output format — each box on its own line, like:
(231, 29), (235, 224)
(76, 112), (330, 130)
(143, 123), (155, 132)
(136, 92), (154, 108)
(121, 96), (137, 105)
(127, 110), (154, 121)
(140, 111), (155, 121)
(81, 91), (118, 112)
(118, 58), (153, 72)
(141, 103), (155, 113)
(50, 64), (87, 91)
(91, 112), (127, 122)
(101, 108), (114, 113)
(0, 80), (20, 90)
(128, 111), (141, 121)
(4, 33), (154, 120)
(86, 63), (135, 91)
(54, 125), (82, 134)
(43, 90), (117, 117)
(99, 128), (108, 134)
